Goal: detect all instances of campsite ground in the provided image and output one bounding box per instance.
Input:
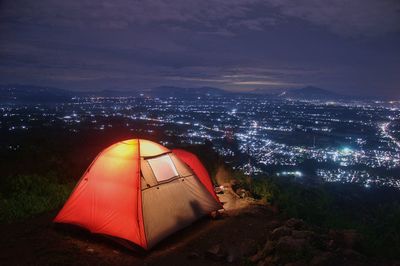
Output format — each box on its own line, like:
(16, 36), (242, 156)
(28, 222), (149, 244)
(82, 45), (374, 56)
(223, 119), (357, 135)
(2, 188), (398, 266)
(0, 189), (278, 266)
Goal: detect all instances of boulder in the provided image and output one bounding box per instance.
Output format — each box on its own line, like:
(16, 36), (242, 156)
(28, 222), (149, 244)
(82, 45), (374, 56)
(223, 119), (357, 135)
(250, 240), (276, 263)
(341, 248), (365, 261)
(284, 261), (308, 266)
(258, 255), (278, 266)
(285, 218), (306, 230)
(328, 229), (360, 249)
(187, 251), (200, 260)
(270, 226), (292, 240)
(226, 252), (236, 263)
(292, 230), (314, 240)
(249, 251), (264, 263)
(206, 244), (226, 261)
(310, 251), (336, 266)
(276, 236), (308, 254)
(239, 238), (258, 256)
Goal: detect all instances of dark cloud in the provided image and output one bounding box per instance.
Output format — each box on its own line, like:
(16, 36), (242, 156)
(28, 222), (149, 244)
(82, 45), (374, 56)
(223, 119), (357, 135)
(0, 0), (399, 97)
(2, 0), (399, 36)
(268, 0), (400, 37)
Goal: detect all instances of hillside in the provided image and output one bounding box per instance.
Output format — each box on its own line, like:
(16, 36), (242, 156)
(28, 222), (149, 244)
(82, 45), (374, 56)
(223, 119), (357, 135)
(0, 188), (383, 266)
(0, 84), (359, 103)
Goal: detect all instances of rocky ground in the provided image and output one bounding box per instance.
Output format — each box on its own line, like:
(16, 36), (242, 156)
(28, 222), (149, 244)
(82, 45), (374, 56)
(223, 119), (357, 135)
(0, 188), (397, 266)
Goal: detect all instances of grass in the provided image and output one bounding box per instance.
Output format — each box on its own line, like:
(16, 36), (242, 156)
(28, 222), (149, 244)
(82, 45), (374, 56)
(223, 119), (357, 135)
(0, 173), (73, 223)
(246, 175), (400, 259)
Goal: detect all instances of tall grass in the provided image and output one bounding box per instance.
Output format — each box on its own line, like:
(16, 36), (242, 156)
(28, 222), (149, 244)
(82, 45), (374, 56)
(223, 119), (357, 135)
(0, 173), (73, 223)
(247, 175), (400, 259)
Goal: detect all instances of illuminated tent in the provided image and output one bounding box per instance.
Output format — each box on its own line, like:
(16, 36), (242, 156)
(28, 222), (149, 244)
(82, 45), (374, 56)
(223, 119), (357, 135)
(54, 139), (222, 249)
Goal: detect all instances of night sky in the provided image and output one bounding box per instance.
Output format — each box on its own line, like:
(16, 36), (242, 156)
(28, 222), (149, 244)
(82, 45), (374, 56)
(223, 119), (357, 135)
(0, 0), (399, 98)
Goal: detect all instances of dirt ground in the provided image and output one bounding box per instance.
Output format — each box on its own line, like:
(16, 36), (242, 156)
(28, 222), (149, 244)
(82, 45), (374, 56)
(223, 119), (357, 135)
(0, 190), (280, 266)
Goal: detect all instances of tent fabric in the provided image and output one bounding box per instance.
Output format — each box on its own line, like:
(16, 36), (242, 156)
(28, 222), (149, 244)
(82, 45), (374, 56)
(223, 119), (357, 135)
(54, 140), (147, 248)
(142, 175), (222, 248)
(54, 139), (222, 250)
(172, 149), (221, 204)
(147, 154), (178, 182)
(138, 139), (170, 157)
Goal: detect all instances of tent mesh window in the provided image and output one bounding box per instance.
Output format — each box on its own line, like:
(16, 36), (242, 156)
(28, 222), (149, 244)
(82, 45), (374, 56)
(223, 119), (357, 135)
(147, 154), (179, 182)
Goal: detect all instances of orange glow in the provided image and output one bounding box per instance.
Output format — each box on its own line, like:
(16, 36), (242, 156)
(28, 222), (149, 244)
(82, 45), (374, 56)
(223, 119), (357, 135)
(139, 139), (170, 157)
(54, 139), (221, 250)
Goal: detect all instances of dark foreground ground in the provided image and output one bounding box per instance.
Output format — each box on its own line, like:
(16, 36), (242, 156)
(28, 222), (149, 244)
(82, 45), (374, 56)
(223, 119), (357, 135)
(0, 192), (276, 266)
(1, 191), (398, 266)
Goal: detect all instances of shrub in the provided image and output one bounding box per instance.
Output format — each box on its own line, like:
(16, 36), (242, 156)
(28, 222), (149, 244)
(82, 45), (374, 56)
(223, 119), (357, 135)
(248, 175), (400, 259)
(0, 173), (73, 223)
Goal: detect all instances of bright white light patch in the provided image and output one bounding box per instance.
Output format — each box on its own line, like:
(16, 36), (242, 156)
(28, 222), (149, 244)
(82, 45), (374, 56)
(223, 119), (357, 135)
(148, 154), (178, 182)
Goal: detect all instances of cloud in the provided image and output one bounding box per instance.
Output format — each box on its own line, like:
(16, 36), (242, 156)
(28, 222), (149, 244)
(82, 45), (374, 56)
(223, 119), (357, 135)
(267, 0), (400, 36)
(1, 0), (399, 36)
(0, 0), (399, 97)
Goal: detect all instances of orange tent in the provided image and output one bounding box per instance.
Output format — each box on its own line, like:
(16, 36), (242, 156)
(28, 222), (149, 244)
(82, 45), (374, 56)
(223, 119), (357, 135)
(54, 139), (222, 249)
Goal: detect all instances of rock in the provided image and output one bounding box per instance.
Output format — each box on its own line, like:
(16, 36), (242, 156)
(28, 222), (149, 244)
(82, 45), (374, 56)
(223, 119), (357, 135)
(207, 244), (221, 255)
(329, 229), (359, 249)
(236, 188), (248, 198)
(267, 220), (281, 230)
(187, 251), (200, 260)
(310, 251), (336, 266)
(292, 230), (314, 240)
(210, 211), (221, 219)
(226, 252), (236, 263)
(285, 218), (305, 230)
(284, 261), (308, 266)
(326, 239), (336, 250)
(239, 238), (258, 256)
(250, 239), (277, 263)
(86, 248), (94, 253)
(270, 226), (292, 240)
(263, 240), (276, 255)
(206, 244), (225, 261)
(341, 248), (365, 261)
(276, 236), (308, 254)
(249, 251), (264, 263)
(258, 255), (278, 266)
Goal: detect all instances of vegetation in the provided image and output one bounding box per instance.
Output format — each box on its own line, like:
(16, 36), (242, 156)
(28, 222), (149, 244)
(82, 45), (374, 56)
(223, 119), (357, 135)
(245, 175), (400, 259)
(0, 173), (73, 223)
(1, 133), (399, 260)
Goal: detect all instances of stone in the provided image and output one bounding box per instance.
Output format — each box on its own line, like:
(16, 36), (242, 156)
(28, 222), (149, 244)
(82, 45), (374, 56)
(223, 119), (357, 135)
(239, 238), (258, 256)
(284, 261), (308, 266)
(310, 252), (336, 266)
(328, 229), (359, 249)
(206, 244), (225, 261)
(263, 240), (276, 255)
(187, 251), (200, 259)
(86, 248), (94, 253)
(341, 248), (365, 261)
(267, 220), (281, 230)
(249, 251), (265, 263)
(250, 239), (277, 263)
(258, 255), (278, 266)
(292, 230), (314, 240)
(276, 236), (308, 254)
(285, 218), (305, 230)
(270, 226), (292, 240)
(207, 244), (221, 255)
(226, 252), (236, 263)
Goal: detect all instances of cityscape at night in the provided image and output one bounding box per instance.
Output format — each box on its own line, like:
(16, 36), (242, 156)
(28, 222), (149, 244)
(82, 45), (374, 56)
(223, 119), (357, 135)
(1, 0), (400, 264)
(2, 91), (400, 189)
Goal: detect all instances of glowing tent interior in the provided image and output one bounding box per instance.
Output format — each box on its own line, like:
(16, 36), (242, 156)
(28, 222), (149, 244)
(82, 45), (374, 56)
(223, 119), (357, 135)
(54, 139), (222, 249)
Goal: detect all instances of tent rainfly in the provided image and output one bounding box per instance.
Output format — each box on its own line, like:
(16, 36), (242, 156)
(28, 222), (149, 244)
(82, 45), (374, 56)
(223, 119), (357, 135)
(54, 139), (222, 249)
